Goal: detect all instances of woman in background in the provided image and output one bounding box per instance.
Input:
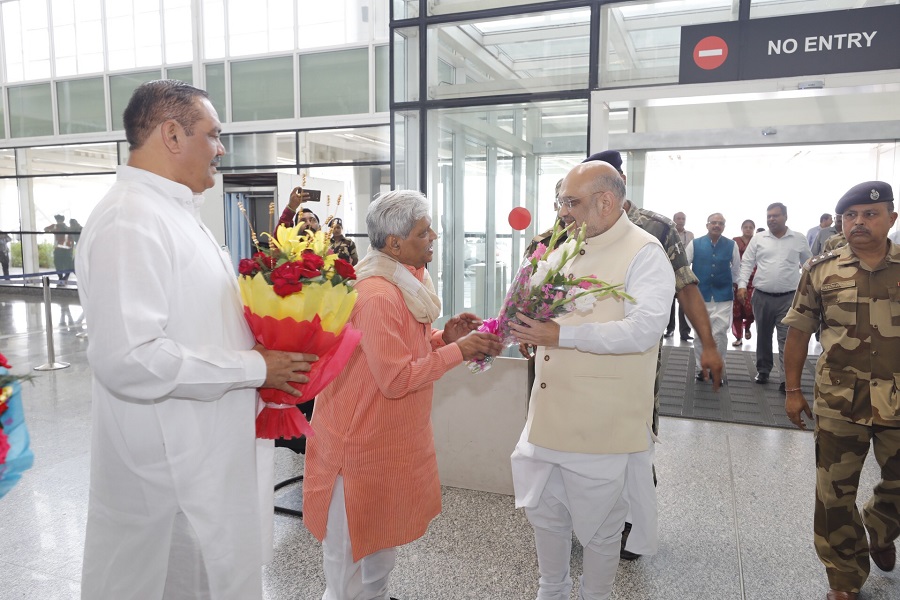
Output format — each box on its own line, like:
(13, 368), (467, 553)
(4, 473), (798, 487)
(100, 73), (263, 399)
(731, 219), (756, 346)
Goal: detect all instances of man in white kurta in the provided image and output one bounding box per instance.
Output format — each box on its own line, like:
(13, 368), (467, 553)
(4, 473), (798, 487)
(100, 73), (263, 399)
(510, 161), (674, 600)
(77, 80), (314, 600)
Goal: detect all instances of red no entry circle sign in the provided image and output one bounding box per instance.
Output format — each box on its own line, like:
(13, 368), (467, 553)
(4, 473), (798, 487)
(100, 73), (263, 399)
(693, 36), (729, 70)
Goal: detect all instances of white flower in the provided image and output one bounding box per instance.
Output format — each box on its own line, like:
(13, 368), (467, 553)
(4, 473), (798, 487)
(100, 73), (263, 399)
(566, 289), (597, 313)
(546, 247), (565, 271)
(530, 260), (551, 287)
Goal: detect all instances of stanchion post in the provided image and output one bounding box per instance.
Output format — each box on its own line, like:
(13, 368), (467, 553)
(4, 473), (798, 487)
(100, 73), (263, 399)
(34, 275), (70, 371)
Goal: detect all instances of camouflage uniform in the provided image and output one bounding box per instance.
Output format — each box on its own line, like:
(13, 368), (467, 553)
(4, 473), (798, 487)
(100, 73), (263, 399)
(330, 237), (358, 266)
(823, 232), (848, 253)
(524, 205), (698, 435)
(782, 242), (900, 593)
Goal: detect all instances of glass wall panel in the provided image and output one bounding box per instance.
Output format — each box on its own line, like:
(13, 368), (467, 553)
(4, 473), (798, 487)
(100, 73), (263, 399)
(750, 0), (898, 18)
(394, 27), (418, 103)
(428, 100), (587, 321)
(57, 77), (106, 134)
(8, 83), (54, 138)
(220, 132), (296, 168)
(300, 49), (368, 117)
(0, 149), (15, 176)
(0, 94), (5, 139)
(428, 0), (556, 16)
(204, 63), (226, 121)
(231, 56), (294, 121)
(202, 0), (226, 59)
(393, 110), (419, 190)
(299, 126), (390, 163)
(105, 0), (163, 71)
(429, 8), (590, 101)
(163, 0), (194, 63)
(375, 45), (389, 113)
(32, 173), (115, 238)
(392, 0), (418, 20)
(20, 143), (118, 176)
(166, 66), (193, 84)
(298, 0), (373, 49)
(0, 179), (19, 231)
(52, 0), (104, 77)
(1, 1), (51, 82)
(600, 0), (735, 88)
(228, 0), (294, 57)
(109, 70), (162, 131)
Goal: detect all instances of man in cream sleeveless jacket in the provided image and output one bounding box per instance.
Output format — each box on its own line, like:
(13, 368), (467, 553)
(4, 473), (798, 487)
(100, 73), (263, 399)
(509, 161), (675, 600)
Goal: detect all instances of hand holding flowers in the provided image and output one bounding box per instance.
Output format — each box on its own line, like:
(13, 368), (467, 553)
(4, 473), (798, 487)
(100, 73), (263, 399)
(467, 221), (632, 373)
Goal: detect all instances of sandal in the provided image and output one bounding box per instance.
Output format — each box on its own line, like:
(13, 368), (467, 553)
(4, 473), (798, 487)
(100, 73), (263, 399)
(731, 339), (742, 347)
(745, 330), (752, 340)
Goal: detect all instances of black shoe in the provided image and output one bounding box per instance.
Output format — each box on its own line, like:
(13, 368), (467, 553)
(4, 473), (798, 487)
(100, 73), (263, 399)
(663, 330), (674, 338)
(681, 334), (694, 341)
(696, 372), (705, 382)
(620, 522), (641, 560)
(779, 382), (786, 394)
(754, 373), (769, 384)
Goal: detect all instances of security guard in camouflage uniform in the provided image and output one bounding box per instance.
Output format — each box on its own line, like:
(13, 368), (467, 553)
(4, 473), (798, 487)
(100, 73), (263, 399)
(782, 181), (900, 600)
(327, 217), (358, 265)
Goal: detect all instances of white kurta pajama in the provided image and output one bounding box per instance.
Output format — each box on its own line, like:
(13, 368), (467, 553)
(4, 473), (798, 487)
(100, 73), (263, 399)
(76, 166), (269, 600)
(511, 214), (674, 600)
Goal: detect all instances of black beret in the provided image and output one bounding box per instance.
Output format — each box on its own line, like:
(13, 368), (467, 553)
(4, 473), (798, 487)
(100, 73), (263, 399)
(835, 181), (894, 215)
(582, 150), (623, 173)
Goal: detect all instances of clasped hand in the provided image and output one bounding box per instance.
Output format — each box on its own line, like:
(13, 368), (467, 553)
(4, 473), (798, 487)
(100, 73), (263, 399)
(443, 312), (504, 361)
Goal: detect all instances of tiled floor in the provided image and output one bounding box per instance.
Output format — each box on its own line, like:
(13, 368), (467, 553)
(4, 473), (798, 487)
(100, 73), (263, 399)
(1, 292), (898, 600)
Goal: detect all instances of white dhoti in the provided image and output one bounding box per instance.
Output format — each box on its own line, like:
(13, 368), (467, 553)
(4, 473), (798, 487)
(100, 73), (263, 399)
(511, 428), (657, 600)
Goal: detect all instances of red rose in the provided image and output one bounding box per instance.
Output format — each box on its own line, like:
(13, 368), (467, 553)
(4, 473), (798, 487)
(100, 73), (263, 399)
(301, 251), (325, 269)
(238, 258), (260, 276)
(253, 252), (277, 270)
(296, 251), (323, 279)
(333, 259), (356, 280)
(270, 262), (305, 297)
(0, 352), (10, 369)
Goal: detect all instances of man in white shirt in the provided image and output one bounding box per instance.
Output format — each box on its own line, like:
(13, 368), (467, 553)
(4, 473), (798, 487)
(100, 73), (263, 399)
(666, 212), (694, 341)
(77, 80), (317, 599)
(684, 213), (741, 385)
(509, 160), (674, 600)
(736, 202), (811, 393)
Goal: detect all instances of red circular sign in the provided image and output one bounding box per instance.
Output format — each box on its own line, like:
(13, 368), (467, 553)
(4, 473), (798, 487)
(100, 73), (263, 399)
(693, 36), (729, 70)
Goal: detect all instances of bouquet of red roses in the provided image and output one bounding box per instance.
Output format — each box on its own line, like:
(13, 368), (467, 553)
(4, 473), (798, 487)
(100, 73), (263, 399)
(1, 352), (34, 499)
(238, 224), (361, 439)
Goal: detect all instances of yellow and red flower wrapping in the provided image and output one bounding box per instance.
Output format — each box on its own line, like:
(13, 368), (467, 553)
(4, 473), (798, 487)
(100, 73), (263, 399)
(239, 274), (361, 439)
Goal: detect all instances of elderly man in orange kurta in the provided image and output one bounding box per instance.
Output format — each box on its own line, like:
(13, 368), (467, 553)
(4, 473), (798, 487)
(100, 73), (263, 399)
(303, 189), (503, 600)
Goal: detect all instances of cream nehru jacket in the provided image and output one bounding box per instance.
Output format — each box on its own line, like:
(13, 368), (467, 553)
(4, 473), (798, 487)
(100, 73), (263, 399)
(527, 213), (661, 454)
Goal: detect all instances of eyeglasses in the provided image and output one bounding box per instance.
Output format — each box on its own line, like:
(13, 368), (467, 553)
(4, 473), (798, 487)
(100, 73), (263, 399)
(707, 220), (725, 226)
(553, 198), (579, 211)
(554, 191), (603, 212)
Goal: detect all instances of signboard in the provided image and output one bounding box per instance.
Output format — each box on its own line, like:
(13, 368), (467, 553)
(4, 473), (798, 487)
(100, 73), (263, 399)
(679, 5), (900, 84)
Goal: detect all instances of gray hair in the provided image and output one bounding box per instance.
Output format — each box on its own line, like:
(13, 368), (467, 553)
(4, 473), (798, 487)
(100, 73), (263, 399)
(366, 189), (431, 250)
(590, 171), (627, 204)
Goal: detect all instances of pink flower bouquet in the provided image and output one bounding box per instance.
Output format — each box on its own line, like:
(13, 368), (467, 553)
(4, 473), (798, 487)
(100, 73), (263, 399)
(468, 222), (632, 373)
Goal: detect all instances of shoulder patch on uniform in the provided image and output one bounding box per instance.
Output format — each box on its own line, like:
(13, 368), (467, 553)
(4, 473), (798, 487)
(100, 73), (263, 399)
(803, 251), (838, 270)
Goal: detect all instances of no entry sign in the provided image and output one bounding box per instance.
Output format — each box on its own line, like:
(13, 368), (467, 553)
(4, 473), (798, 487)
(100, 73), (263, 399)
(693, 36), (729, 70)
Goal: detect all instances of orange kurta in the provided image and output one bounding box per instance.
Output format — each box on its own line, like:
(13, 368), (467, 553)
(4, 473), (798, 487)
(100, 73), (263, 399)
(303, 269), (463, 561)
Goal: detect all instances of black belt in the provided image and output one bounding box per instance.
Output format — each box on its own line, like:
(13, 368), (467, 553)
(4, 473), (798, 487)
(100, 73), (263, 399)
(756, 289), (794, 297)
